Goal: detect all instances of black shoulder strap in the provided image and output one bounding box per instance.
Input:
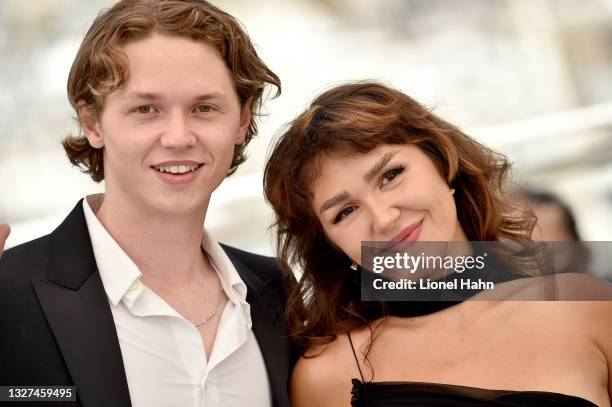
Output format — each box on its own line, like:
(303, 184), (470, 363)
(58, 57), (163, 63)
(347, 332), (365, 382)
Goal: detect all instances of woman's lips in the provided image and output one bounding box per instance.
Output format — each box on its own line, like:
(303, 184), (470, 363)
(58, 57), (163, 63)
(385, 219), (424, 251)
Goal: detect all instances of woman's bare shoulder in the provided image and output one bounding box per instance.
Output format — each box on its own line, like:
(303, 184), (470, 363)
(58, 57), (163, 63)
(290, 334), (355, 407)
(554, 273), (612, 300)
(474, 272), (612, 301)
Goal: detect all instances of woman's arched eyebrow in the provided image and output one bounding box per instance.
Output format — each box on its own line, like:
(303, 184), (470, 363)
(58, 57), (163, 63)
(320, 191), (349, 214)
(319, 150), (401, 215)
(363, 150), (399, 182)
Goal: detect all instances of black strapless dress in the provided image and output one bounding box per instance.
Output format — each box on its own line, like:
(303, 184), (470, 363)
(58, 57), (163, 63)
(346, 297), (600, 407)
(350, 379), (599, 406)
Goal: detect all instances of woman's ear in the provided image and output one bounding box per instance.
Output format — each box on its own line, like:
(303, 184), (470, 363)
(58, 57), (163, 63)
(78, 100), (104, 149)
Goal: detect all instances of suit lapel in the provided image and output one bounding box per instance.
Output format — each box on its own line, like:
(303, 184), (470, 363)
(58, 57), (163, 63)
(33, 201), (131, 407)
(248, 287), (291, 407)
(223, 249), (291, 407)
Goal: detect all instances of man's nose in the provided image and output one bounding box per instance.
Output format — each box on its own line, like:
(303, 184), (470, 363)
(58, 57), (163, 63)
(160, 113), (196, 148)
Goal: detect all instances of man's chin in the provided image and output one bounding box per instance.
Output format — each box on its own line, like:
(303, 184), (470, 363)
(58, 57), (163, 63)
(141, 193), (209, 217)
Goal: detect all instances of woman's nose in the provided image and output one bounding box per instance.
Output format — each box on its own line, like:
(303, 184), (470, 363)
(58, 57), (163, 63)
(371, 203), (400, 237)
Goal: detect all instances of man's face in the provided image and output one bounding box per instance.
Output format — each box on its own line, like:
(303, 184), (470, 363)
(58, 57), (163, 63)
(83, 33), (250, 216)
(531, 203), (575, 241)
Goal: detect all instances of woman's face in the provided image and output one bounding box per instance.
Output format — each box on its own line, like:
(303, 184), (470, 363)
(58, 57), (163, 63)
(310, 144), (467, 265)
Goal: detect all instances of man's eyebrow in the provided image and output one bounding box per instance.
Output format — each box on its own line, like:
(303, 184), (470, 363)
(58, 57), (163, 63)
(319, 191), (349, 214)
(363, 150), (399, 182)
(122, 92), (227, 102)
(123, 92), (162, 101)
(191, 92), (226, 102)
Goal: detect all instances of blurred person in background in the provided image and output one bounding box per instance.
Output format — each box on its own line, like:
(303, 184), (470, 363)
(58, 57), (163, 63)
(0, 1), (293, 406)
(528, 190), (582, 242)
(264, 82), (612, 407)
(528, 189), (591, 274)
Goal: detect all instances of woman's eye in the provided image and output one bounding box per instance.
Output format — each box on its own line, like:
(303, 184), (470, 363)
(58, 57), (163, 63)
(381, 166), (405, 186)
(135, 105), (156, 114)
(333, 206), (355, 224)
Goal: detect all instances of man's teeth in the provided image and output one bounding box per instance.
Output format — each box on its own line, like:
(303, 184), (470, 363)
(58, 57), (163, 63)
(154, 164), (199, 174)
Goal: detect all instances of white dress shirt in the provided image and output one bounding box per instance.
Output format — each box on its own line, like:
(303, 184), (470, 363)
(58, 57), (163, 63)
(82, 195), (271, 407)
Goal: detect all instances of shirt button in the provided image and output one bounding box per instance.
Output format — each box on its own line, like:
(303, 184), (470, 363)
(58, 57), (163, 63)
(128, 281), (139, 291)
(202, 381), (208, 391)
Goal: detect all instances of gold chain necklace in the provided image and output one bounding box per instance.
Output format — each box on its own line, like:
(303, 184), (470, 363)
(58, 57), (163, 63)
(194, 282), (225, 329)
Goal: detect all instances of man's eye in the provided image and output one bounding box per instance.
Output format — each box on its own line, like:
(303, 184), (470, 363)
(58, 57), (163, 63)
(195, 104), (216, 113)
(136, 105), (155, 114)
(333, 206), (355, 224)
(381, 166), (405, 186)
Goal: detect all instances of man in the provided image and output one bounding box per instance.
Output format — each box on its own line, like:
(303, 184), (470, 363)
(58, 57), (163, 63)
(0, 1), (292, 406)
(0, 224), (8, 258)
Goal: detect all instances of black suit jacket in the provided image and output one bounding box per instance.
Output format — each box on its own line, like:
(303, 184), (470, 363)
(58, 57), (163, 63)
(0, 200), (293, 407)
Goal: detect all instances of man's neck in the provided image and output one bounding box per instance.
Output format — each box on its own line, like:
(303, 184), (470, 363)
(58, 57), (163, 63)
(91, 193), (210, 284)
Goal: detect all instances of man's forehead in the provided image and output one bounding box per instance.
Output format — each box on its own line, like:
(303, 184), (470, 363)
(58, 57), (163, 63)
(120, 35), (229, 74)
(109, 36), (235, 101)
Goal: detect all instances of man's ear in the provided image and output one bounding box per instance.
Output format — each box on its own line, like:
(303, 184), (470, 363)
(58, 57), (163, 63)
(78, 100), (104, 148)
(235, 98), (252, 146)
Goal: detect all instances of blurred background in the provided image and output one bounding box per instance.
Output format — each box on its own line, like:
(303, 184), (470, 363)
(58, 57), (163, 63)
(1, 0), (611, 262)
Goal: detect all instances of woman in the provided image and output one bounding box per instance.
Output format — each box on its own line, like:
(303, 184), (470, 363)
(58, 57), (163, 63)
(263, 82), (612, 406)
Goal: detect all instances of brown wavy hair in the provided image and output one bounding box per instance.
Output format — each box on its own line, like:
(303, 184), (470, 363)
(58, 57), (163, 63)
(263, 82), (535, 352)
(64, 0), (280, 182)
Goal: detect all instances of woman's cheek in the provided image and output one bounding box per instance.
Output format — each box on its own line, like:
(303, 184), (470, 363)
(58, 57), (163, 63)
(342, 230), (363, 263)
